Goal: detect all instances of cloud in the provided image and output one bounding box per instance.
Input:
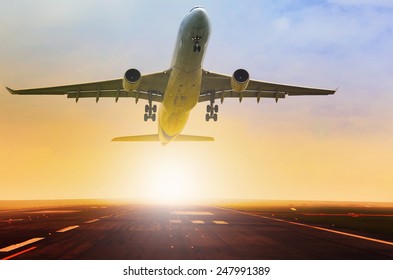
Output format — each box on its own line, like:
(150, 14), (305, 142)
(328, 0), (393, 8)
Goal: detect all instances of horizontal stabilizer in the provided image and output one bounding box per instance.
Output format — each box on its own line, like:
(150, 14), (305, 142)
(112, 134), (160, 141)
(174, 135), (214, 141)
(112, 134), (214, 142)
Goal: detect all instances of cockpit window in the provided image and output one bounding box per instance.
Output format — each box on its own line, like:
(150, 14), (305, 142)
(190, 6), (204, 13)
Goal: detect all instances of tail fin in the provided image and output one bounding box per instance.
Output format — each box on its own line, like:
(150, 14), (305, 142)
(112, 134), (214, 142)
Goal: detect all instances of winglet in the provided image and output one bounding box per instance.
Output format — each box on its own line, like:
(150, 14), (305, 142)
(6, 87), (15, 94)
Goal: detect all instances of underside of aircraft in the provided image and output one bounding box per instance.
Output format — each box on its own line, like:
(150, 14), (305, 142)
(6, 6), (336, 144)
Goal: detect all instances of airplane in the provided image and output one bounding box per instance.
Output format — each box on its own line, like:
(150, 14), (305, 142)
(6, 6), (336, 144)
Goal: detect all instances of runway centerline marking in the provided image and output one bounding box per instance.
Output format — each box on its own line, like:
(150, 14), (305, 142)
(169, 219), (181, 224)
(191, 220), (205, 224)
(220, 207), (393, 247)
(84, 219), (100, 224)
(0, 237), (45, 253)
(56, 225), (79, 233)
(28, 210), (81, 214)
(170, 211), (214, 216)
(2, 246), (37, 260)
(213, 220), (228, 225)
(114, 213), (126, 218)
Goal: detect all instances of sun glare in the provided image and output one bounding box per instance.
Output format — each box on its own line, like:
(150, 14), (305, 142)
(134, 149), (201, 204)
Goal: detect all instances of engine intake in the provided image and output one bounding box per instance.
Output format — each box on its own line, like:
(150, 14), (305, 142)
(231, 69), (250, 92)
(123, 68), (141, 92)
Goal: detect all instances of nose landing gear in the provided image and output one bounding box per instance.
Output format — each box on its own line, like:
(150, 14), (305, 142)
(192, 36), (202, 52)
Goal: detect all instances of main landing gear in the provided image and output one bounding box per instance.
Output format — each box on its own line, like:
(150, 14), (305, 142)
(205, 99), (218, 122)
(192, 36), (201, 52)
(144, 92), (157, 122)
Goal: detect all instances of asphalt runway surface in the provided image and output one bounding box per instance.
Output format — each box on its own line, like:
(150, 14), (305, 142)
(1, 203), (393, 260)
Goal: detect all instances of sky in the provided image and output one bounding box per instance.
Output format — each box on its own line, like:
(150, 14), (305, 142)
(0, 0), (393, 202)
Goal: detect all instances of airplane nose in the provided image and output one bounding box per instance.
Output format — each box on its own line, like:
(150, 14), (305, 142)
(191, 8), (209, 26)
(193, 8), (207, 18)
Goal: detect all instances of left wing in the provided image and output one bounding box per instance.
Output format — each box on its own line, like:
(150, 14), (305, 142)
(6, 71), (171, 103)
(199, 70), (336, 103)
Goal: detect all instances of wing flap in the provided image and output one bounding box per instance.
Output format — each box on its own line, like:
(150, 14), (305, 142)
(7, 79), (123, 95)
(66, 90), (163, 102)
(198, 90), (286, 102)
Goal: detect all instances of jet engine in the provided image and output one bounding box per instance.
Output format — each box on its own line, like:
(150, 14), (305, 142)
(123, 68), (141, 92)
(231, 69), (249, 92)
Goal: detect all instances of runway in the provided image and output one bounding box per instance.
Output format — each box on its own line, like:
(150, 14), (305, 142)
(1, 203), (393, 260)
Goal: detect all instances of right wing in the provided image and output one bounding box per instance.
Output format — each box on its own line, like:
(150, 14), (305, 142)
(199, 70), (336, 103)
(6, 70), (171, 103)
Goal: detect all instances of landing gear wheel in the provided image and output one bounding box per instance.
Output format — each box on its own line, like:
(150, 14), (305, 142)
(206, 94), (220, 122)
(194, 45), (201, 52)
(192, 36), (202, 52)
(144, 91), (158, 122)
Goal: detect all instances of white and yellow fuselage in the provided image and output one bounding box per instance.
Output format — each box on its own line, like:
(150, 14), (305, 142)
(7, 7), (336, 144)
(158, 8), (210, 144)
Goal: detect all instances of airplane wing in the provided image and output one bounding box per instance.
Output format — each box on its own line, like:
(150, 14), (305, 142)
(199, 70), (336, 103)
(6, 71), (171, 103)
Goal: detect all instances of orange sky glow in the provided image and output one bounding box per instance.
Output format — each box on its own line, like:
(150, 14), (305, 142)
(1, 1), (393, 202)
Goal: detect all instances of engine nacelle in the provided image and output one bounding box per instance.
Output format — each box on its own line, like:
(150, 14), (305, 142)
(231, 69), (250, 92)
(123, 68), (141, 92)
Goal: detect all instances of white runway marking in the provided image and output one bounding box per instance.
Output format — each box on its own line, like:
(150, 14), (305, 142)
(0, 237), (45, 253)
(84, 219), (100, 224)
(28, 210), (81, 214)
(191, 220), (205, 224)
(222, 207), (393, 247)
(270, 218), (393, 246)
(56, 225), (79, 233)
(171, 211), (214, 216)
(213, 220), (228, 225)
(113, 213), (126, 218)
(169, 219), (182, 224)
(2, 246), (37, 260)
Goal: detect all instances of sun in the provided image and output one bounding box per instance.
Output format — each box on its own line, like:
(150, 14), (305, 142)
(134, 149), (202, 204)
